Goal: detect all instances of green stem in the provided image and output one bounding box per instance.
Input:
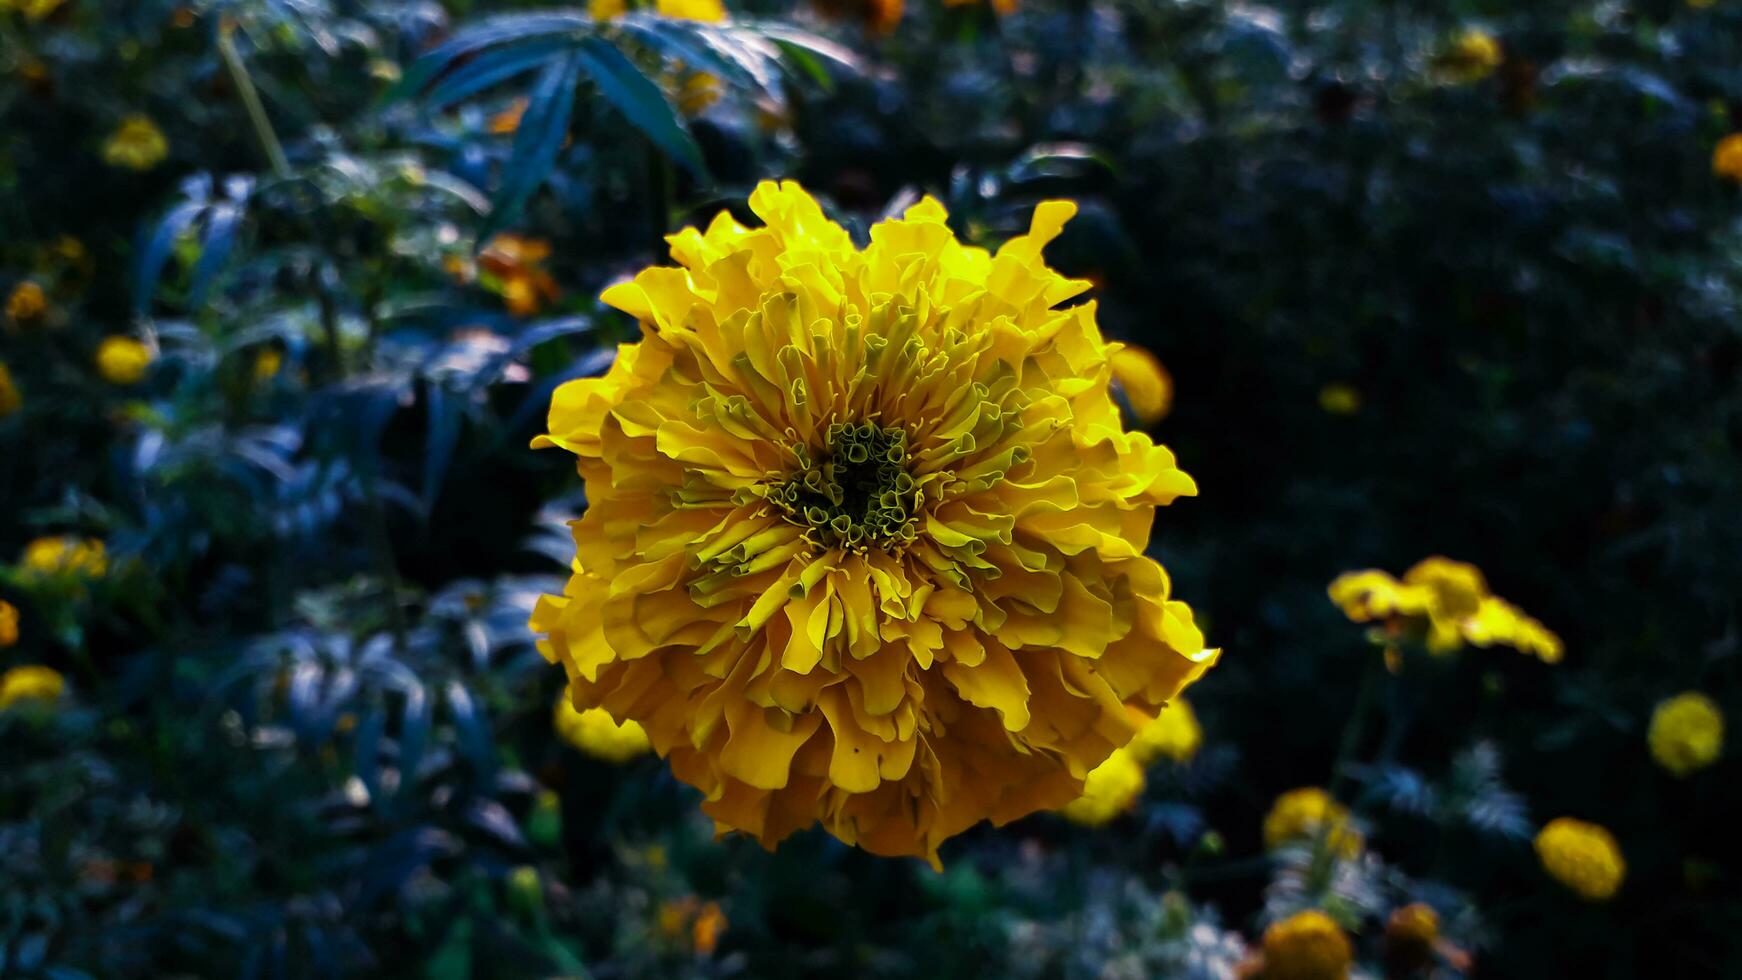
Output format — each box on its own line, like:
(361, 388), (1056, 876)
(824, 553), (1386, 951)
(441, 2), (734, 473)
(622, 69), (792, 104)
(217, 21), (291, 179)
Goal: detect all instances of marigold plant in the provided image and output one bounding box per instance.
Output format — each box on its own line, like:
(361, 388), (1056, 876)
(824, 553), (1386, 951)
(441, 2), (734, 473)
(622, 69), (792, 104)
(1535, 817), (1625, 901)
(1126, 698), (1201, 765)
(1262, 787), (1363, 860)
(1254, 910), (1352, 980)
(1647, 692), (1723, 777)
(0, 665), (65, 711)
(531, 181), (1217, 863)
(1328, 557), (1562, 663)
(95, 336), (153, 385)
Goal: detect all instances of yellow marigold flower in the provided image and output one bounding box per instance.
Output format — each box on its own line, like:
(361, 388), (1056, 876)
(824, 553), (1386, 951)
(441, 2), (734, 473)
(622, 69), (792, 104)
(254, 348), (284, 382)
(0, 665), (65, 711)
(479, 235), (560, 317)
(1, 0), (65, 21)
(95, 336), (154, 385)
(1326, 570), (1422, 623)
(589, 0), (628, 18)
(1648, 692), (1724, 777)
(489, 97), (528, 135)
(6, 280), (48, 326)
(1127, 698), (1201, 765)
(1713, 134), (1742, 182)
(1317, 384), (1360, 415)
(1536, 817), (1625, 901)
(1329, 558), (1561, 663)
(0, 600), (18, 647)
(656, 0), (726, 20)
(102, 115), (170, 171)
(1263, 787), (1363, 860)
(1258, 910), (1352, 980)
(1109, 345), (1173, 424)
(0, 362), (20, 418)
(530, 181), (1217, 863)
(554, 697), (653, 763)
(21, 536), (109, 579)
(1441, 29), (1503, 84)
(1058, 746), (1145, 827)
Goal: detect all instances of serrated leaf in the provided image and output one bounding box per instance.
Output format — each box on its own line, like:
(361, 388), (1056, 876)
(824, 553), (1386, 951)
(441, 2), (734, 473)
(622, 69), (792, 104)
(479, 50), (586, 241)
(575, 35), (708, 178)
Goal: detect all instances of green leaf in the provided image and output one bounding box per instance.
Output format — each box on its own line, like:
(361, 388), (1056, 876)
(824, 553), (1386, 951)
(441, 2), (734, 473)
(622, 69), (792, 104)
(478, 50), (586, 241)
(575, 35), (709, 179)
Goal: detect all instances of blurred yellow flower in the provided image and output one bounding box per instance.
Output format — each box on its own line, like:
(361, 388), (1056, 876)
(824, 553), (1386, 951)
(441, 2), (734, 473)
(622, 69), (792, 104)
(254, 348), (284, 382)
(675, 71), (723, 116)
(1058, 747), (1145, 826)
(1263, 787), (1363, 860)
(1713, 134), (1742, 182)
(530, 181), (1215, 864)
(0, 665), (65, 711)
(95, 336), (153, 385)
(1317, 384), (1360, 415)
(1441, 29), (1503, 84)
(479, 235), (560, 317)
(658, 897), (728, 955)
(1257, 910), (1352, 980)
(21, 536), (108, 579)
(6, 280), (47, 326)
(589, 0), (628, 18)
(814, 0), (903, 33)
(0, 600), (18, 647)
(656, 0), (726, 20)
(1648, 692), (1724, 777)
(553, 697), (653, 763)
(102, 115), (170, 171)
(943, 0), (1018, 15)
(0, 0), (66, 22)
(1110, 345), (1173, 424)
(1126, 698), (1201, 765)
(1327, 557), (1562, 663)
(488, 97), (529, 135)
(1536, 817), (1625, 901)
(0, 362), (20, 417)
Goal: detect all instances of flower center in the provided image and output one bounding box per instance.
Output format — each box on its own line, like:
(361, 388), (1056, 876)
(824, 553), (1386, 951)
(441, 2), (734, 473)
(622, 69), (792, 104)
(772, 421), (920, 552)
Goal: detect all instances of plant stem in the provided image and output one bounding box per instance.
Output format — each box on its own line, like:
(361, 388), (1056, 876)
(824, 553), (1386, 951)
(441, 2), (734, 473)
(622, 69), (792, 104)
(217, 19), (291, 179)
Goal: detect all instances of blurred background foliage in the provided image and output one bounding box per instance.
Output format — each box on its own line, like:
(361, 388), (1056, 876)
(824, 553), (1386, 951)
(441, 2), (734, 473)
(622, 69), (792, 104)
(3, 0), (1740, 976)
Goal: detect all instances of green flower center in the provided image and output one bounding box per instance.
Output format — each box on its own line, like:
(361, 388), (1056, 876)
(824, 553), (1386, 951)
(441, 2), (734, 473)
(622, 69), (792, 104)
(772, 422), (920, 552)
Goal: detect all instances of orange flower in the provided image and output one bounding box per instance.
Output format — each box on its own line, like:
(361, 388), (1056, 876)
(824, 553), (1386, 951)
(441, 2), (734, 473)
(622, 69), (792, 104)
(478, 235), (560, 317)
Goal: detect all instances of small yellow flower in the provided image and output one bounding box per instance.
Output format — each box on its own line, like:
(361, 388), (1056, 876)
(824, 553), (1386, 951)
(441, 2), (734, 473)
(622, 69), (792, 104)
(488, 97), (529, 135)
(0, 362), (20, 417)
(102, 115), (170, 171)
(553, 697), (652, 763)
(1258, 910), (1352, 980)
(1317, 384), (1360, 415)
(6, 280), (48, 326)
(1648, 692), (1724, 777)
(1713, 134), (1742, 183)
(1058, 747), (1145, 827)
(0, 600), (18, 647)
(1263, 787), (1363, 860)
(589, 0), (628, 18)
(254, 348), (284, 382)
(20, 536), (109, 580)
(1110, 345), (1173, 424)
(1535, 817), (1625, 901)
(95, 336), (154, 385)
(656, 0), (726, 20)
(692, 901), (727, 955)
(657, 897), (729, 955)
(1328, 558), (1561, 663)
(1, 0), (66, 22)
(0, 665), (65, 711)
(1126, 699), (1201, 765)
(1441, 29), (1503, 84)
